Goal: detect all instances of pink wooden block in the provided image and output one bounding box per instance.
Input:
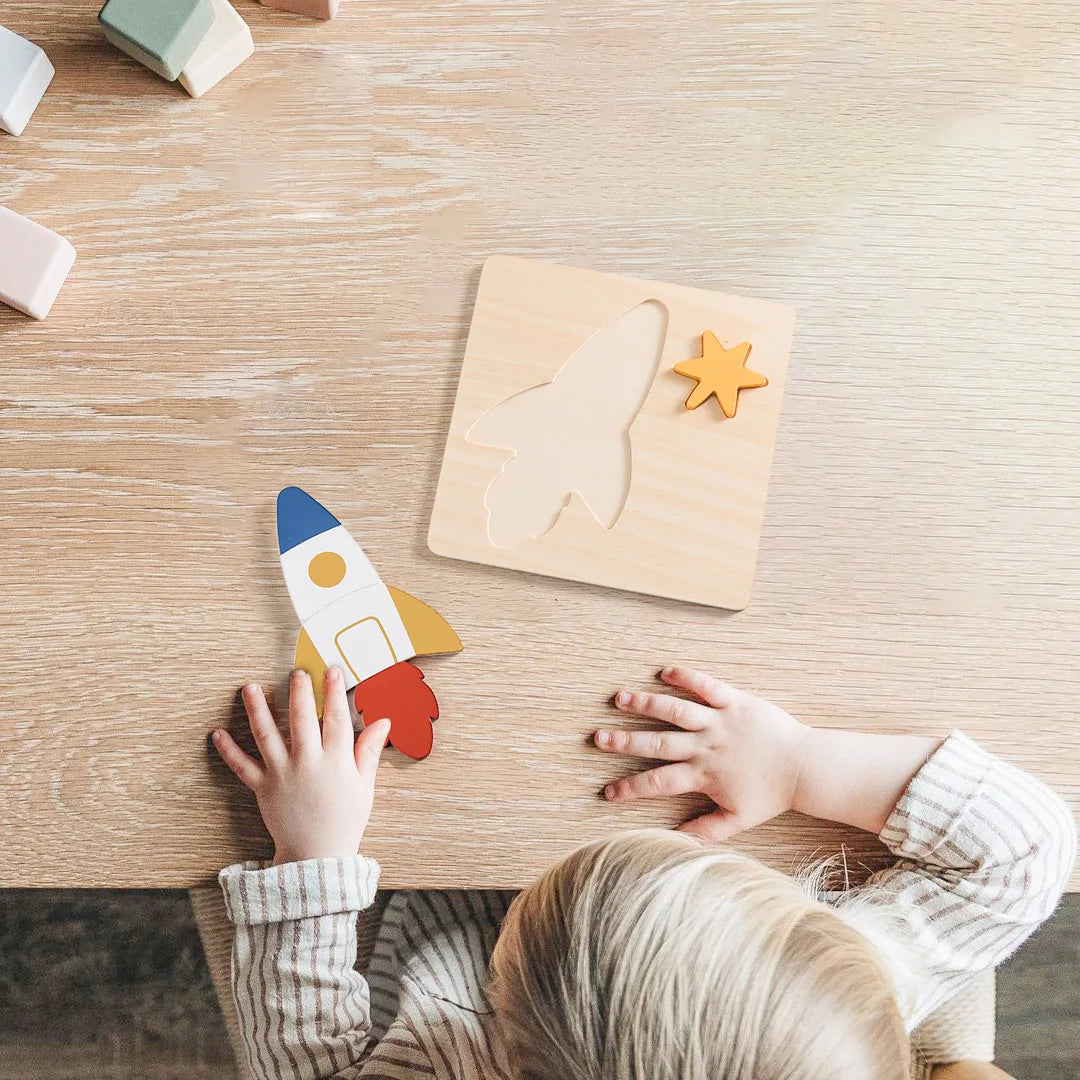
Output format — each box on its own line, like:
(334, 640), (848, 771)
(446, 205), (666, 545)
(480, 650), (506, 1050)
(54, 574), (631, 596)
(0, 206), (76, 319)
(260, 0), (339, 20)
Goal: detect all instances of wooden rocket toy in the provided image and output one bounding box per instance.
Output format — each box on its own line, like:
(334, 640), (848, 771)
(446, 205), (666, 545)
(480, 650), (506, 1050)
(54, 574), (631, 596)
(276, 486), (462, 760)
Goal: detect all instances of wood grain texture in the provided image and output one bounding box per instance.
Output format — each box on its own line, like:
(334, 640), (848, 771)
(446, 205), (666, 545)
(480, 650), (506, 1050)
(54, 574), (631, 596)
(428, 255), (795, 610)
(0, 0), (1077, 889)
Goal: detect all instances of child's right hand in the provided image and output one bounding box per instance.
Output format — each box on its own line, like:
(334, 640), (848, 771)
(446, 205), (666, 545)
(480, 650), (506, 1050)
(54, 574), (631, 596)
(597, 666), (944, 839)
(595, 666), (811, 841)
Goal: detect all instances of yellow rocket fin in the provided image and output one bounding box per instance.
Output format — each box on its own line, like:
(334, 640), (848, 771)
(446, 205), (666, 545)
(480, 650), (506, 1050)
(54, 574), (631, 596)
(294, 627), (328, 717)
(388, 586), (463, 657)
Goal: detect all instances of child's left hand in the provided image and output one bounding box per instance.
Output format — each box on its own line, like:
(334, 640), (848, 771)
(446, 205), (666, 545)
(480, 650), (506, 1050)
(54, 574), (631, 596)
(212, 667), (392, 865)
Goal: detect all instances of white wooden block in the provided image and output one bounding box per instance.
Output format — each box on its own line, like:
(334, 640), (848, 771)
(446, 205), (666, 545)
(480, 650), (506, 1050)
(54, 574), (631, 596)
(0, 206), (76, 319)
(178, 0), (253, 99)
(0, 27), (55, 136)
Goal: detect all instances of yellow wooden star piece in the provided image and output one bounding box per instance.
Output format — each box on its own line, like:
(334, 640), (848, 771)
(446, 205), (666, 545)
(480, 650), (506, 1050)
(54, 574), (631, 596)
(674, 330), (768, 417)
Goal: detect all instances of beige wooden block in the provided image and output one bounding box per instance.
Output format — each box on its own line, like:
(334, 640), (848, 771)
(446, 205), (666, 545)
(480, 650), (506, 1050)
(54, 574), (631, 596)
(178, 0), (253, 99)
(429, 256), (796, 610)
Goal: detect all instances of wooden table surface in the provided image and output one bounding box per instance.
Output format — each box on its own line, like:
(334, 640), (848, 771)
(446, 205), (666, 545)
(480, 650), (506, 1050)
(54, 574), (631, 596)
(2, 1), (1078, 889)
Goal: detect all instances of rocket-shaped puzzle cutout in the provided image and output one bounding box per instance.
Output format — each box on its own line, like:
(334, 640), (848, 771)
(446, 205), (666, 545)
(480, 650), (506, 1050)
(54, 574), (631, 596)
(276, 486), (463, 760)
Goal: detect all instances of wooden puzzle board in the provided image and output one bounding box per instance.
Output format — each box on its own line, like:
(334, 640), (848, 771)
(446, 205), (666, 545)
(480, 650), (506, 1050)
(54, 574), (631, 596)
(429, 257), (796, 610)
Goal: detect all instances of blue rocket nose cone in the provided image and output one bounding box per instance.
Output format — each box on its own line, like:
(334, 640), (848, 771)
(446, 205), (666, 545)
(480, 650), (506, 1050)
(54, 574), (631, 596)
(276, 487), (341, 554)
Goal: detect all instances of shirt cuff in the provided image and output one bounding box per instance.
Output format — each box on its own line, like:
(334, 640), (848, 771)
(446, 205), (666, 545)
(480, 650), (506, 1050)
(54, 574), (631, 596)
(879, 730), (991, 860)
(218, 854), (381, 926)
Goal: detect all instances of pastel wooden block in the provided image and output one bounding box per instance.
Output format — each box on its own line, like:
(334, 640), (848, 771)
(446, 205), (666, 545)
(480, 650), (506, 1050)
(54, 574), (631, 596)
(0, 206), (76, 319)
(178, 0), (253, 98)
(428, 256), (797, 611)
(260, 0), (340, 20)
(98, 0), (216, 82)
(0, 27), (55, 136)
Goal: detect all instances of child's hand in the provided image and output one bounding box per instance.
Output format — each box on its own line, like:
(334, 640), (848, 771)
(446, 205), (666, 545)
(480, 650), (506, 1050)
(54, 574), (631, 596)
(212, 668), (392, 865)
(594, 666), (811, 842)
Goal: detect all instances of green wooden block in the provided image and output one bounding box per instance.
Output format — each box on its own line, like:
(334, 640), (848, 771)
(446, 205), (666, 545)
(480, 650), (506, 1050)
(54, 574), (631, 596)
(98, 0), (216, 82)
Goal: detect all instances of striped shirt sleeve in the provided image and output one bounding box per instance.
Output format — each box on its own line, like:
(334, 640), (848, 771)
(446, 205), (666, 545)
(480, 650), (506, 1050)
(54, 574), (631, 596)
(219, 855), (382, 1080)
(870, 731), (1076, 1027)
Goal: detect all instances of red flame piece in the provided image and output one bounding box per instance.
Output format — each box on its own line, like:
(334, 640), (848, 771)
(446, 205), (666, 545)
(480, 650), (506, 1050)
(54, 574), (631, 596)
(352, 661), (439, 761)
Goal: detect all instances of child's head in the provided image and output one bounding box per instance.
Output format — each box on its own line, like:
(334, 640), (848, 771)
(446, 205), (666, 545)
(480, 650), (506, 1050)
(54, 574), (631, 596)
(490, 829), (911, 1080)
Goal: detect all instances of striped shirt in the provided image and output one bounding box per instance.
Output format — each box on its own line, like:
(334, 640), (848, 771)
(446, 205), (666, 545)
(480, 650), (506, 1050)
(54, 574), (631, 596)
(219, 732), (1076, 1079)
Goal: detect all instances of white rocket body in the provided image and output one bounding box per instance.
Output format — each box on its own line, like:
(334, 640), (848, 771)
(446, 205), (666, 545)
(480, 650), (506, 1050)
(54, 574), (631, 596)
(279, 523), (415, 689)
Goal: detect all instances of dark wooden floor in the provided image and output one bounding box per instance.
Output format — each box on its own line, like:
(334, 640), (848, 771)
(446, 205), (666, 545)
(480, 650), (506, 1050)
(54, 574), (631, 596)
(0, 891), (1076, 1078)
(995, 895), (1080, 1080)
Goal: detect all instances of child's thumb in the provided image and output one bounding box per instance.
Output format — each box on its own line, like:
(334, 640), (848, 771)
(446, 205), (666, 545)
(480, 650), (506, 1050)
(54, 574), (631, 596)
(355, 718), (392, 776)
(677, 809), (744, 844)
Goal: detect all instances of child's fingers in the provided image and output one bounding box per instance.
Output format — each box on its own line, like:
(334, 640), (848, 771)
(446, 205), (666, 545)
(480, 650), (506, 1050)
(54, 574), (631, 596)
(659, 666), (738, 709)
(288, 669), (321, 757)
(354, 718), (392, 781)
(613, 690), (712, 732)
(242, 683), (288, 768)
(593, 727), (698, 762)
(211, 729), (265, 790)
(677, 809), (745, 842)
(603, 762), (699, 802)
(321, 668), (354, 753)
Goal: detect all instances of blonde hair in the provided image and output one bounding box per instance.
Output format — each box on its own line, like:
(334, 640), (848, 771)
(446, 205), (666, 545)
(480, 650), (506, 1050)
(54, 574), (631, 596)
(490, 829), (915, 1080)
